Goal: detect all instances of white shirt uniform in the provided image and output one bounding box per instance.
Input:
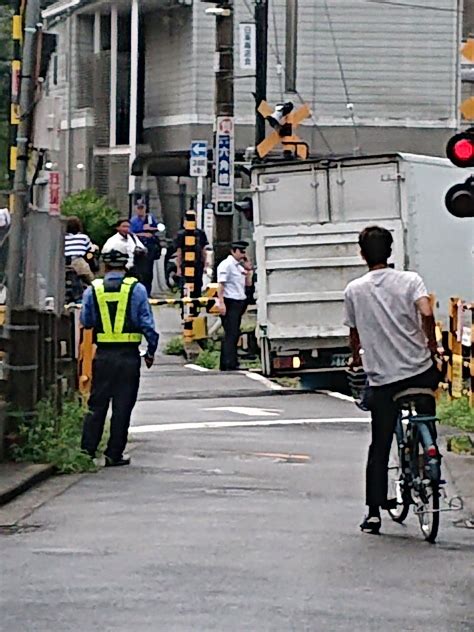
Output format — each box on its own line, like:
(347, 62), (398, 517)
(217, 254), (247, 300)
(103, 232), (145, 270)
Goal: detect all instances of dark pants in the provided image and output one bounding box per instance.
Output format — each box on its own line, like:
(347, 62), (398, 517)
(220, 298), (246, 371)
(365, 364), (440, 507)
(81, 347), (141, 461)
(137, 252), (155, 297)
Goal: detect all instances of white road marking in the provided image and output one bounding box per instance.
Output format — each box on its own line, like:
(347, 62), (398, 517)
(319, 390), (355, 403)
(244, 371), (283, 390)
(203, 406), (282, 417)
(185, 364), (211, 372)
(130, 417), (369, 435)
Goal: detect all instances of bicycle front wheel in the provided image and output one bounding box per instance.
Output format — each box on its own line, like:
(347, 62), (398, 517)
(387, 435), (410, 523)
(414, 439), (440, 543)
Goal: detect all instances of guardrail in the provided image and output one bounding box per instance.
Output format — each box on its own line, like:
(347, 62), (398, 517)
(446, 297), (473, 407)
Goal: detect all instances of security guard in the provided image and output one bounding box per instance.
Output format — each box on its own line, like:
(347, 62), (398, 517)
(217, 241), (253, 371)
(80, 241), (159, 466)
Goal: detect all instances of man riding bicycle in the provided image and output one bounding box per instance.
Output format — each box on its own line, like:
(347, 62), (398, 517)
(344, 226), (442, 534)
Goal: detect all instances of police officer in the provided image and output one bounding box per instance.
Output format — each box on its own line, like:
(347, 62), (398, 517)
(80, 241), (159, 466)
(217, 241), (253, 371)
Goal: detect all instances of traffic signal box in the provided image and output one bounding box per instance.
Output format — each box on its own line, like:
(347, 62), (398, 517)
(445, 130), (474, 218)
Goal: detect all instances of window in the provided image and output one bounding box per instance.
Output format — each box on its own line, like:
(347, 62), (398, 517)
(285, 0), (298, 93)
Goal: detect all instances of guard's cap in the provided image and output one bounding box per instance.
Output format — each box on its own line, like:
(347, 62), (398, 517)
(231, 240), (249, 251)
(135, 198), (146, 207)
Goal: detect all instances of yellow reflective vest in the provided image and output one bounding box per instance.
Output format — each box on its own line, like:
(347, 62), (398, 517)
(92, 277), (142, 344)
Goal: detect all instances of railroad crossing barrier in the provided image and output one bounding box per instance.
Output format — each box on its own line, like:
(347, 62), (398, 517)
(446, 298), (473, 406)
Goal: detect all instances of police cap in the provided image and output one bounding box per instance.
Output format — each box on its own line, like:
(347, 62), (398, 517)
(231, 240), (249, 251)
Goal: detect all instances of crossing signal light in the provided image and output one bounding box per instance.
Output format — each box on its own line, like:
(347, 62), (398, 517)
(445, 129), (474, 217)
(445, 177), (474, 218)
(446, 131), (474, 168)
(235, 197), (253, 222)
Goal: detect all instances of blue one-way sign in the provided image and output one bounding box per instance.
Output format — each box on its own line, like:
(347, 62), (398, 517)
(190, 141), (208, 177)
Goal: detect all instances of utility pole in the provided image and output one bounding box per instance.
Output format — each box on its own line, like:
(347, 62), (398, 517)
(254, 0), (268, 148)
(213, 1), (234, 266)
(7, 0), (41, 308)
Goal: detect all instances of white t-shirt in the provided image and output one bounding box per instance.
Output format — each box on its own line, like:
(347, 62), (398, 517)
(103, 233), (145, 270)
(217, 254), (247, 300)
(344, 268), (432, 386)
(0, 208), (11, 228)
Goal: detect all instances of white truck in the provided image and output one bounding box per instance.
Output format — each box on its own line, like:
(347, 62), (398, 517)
(251, 153), (474, 378)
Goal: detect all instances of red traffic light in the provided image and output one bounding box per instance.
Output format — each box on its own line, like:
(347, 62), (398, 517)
(446, 132), (474, 167)
(445, 178), (474, 218)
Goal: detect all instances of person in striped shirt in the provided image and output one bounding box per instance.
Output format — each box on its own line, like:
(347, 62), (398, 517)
(64, 216), (94, 283)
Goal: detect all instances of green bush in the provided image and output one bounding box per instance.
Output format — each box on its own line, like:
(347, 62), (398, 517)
(164, 336), (185, 356)
(437, 395), (474, 432)
(9, 397), (97, 474)
(61, 189), (119, 247)
(195, 349), (220, 369)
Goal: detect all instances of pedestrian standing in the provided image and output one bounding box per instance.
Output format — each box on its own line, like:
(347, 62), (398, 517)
(80, 241), (159, 466)
(129, 199), (161, 296)
(217, 241), (253, 371)
(103, 218), (146, 273)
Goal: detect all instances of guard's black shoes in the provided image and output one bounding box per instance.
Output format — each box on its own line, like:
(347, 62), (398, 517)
(360, 515), (381, 534)
(104, 454), (131, 467)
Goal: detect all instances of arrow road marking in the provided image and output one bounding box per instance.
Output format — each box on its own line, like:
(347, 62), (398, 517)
(203, 406), (282, 417)
(130, 417), (369, 435)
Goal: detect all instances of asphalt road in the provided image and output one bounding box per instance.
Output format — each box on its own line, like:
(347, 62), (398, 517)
(1, 337), (473, 630)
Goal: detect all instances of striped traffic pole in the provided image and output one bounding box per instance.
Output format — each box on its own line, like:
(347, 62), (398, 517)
(9, 0), (23, 213)
(182, 209), (197, 343)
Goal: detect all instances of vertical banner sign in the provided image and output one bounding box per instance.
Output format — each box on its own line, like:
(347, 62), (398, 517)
(49, 171), (60, 216)
(215, 116), (234, 215)
(239, 22), (256, 71)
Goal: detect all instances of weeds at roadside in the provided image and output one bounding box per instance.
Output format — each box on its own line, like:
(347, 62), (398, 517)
(164, 336), (185, 356)
(438, 395), (474, 432)
(9, 397), (98, 474)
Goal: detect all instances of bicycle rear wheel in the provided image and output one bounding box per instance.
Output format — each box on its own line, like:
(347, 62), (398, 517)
(387, 435), (410, 523)
(413, 438), (440, 543)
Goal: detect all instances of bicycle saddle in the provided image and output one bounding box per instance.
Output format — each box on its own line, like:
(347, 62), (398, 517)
(393, 387), (435, 411)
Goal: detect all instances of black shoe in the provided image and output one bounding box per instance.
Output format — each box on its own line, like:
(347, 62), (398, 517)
(381, 498), (398, 510)
(104, 454), (131, 467)
(360, 515), (381, 534)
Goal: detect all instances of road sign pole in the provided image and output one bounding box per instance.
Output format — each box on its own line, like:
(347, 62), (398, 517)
(196, 175), (204, 229)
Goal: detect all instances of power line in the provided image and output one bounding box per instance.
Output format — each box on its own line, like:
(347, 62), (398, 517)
(361, 0), (459, 12)
(269, 0), (284, 100)
(324, 0), (361, 155)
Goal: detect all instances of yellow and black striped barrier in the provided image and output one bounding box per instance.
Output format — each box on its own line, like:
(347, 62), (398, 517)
(447, 297), (473, 407)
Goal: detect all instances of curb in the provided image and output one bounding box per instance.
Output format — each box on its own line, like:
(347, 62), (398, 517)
(0, 463), (54, 507)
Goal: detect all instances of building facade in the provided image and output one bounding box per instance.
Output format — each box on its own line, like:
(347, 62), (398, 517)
(40, 0), (462, 229)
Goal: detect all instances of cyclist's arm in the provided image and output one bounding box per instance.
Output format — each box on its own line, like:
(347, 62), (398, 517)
(349, 327), (362, 366)
(416, 296), (438, 355)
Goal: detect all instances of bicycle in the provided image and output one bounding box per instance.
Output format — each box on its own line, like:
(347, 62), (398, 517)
(387, 387), (463, 543)
(347, 369), (463, 543)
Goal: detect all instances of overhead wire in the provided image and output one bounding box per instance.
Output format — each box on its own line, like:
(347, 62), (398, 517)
(323, 0), (361, 155)
(270, 0), (284, 100)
